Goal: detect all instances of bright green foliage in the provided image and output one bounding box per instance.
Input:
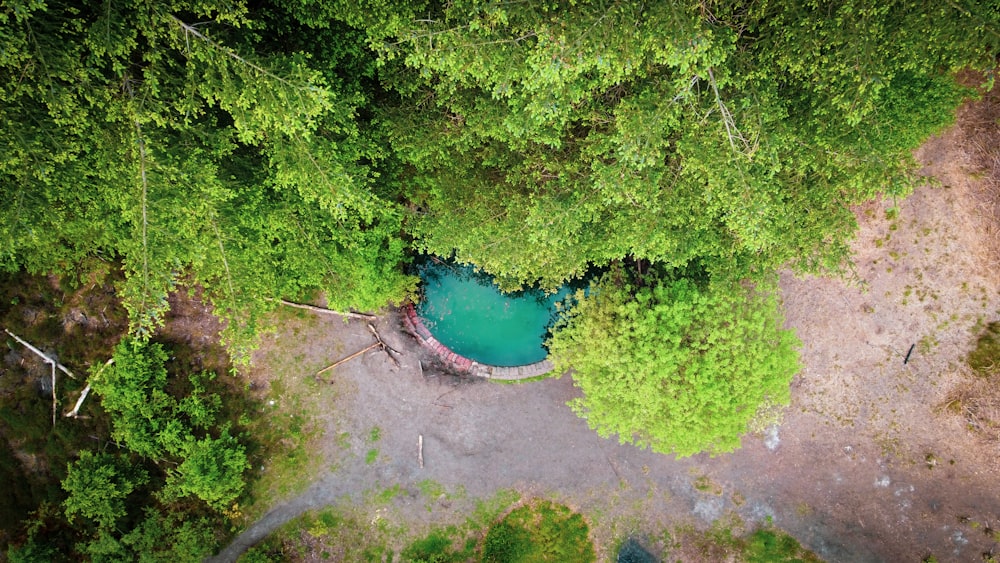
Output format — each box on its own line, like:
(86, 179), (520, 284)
(89, 339), (176, 458)
(62, 451), (147, 529)
(400, 529), (467, 563)
(744, 528), (823, 563)
(89, 338), (248, 508)
(549, 274), (801, 457)
(0, 0), (415, 356)
(162, 430), (249, 511)
(482, 499), (595, 563)
(345, 0), (999, 289)
(90, 338), (224, 460)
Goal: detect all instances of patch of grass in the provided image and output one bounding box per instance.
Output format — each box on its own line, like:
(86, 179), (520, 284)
(262, 507), (397, 563)
(471, 490), (521, 528)
(667, 518), (821, 563)
(401, 529), (474, 563)
(418, 479), (447, 500)
(491, 373), (556, 385)
(744, 528), (823, 562)
(376, 484), (406, 504)
(481, 499), (595, 563)
(368, 426), (382, 443)
(968, 321), (1000, 376)
(365, 449), (379, 465)
(692, 475), (722, 495)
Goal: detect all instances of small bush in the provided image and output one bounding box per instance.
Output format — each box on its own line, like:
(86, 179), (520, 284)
(482, 500), (595, 563)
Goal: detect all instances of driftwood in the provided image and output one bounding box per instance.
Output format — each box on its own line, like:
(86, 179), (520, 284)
(316, 323), (401, 378)
(273, 299), (376, 321)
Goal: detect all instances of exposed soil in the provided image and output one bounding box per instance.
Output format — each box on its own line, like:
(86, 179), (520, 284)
(211, 101), (1000, 563)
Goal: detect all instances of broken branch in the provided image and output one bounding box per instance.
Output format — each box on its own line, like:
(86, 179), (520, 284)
(272, 299), (376, 320)
(65, 384), (91, 419)
(66, 358), (113, 419)
(4, 329), (76, 379)
(317, 343), (381, 376)
(418, 434), (424, 469)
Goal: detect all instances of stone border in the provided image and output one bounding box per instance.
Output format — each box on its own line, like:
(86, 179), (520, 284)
(401, 303), (555, 380)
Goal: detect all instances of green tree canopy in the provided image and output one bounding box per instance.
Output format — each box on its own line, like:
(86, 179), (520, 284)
(62, 452), (148, 529)
(351, 0), (997, 288)
(548, 273), (801, 457)
(0, 0), (416, 355)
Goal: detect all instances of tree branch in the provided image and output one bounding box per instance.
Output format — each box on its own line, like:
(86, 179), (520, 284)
(4, 328), (75, 379)
(65, 358), (114, 419)
(272, 299), (376, 320)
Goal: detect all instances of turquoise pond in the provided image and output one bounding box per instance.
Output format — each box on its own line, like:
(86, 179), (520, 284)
(416, 261), (574, 367)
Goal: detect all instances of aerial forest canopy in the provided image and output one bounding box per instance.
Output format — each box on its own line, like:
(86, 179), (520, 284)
(2, 0), (998, 463)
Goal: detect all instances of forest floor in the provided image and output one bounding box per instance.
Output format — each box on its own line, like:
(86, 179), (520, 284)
(209, 96), (1000, 563)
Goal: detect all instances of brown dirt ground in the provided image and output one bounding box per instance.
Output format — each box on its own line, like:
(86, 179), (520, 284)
(211, 99), (1000, 563)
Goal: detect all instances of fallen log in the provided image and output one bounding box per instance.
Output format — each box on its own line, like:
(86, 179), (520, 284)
(272, 299), (376, 321)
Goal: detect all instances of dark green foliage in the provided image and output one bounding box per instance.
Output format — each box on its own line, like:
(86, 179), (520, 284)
(6, 538), (60, 563)
(89, 338), (248, 509)
(86, 508), (216, 563)
(356, 0), (999, 289)
(62, 451), (147, 529)
(549, 272), (800, 457)
(482, 500), (595, 563)
(162, 430), (248, 511)
(968, 321), (1000, 376)
(0, 0), (416, 357)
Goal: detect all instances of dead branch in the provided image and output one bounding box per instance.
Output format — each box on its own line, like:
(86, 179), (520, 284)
(316, 343), (380, 376)
(418, 435), (424, 469)
(65, 384), (91, 419)
(4, 329), (76, 379)
(366, 323), (401, 368)
(272, 299), (376, 320)
(315, 323), (402, 378)
(50, 363), (56, 427)
(65, 358), (114, 419)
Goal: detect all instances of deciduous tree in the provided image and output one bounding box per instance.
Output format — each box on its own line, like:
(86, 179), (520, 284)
(549, 272), (801, 457)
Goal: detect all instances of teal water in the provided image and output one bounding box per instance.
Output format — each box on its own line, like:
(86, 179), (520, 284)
(416, 261), (573, 367)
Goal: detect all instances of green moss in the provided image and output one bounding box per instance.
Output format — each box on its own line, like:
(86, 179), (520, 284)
(968, 321), (1000, 376)
(744, 528), (823, 562)
(481, 500), (595, 563)
(401, 529), (472, 562)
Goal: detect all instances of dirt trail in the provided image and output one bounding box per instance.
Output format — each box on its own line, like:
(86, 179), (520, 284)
(212, 120), (1000, 563)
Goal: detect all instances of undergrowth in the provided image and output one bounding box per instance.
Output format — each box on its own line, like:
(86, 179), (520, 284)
(968, 321), (1000, 376)
(481, 499), (595, 563)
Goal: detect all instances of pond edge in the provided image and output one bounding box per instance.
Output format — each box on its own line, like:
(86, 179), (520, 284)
(401, 303), (555, 380)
